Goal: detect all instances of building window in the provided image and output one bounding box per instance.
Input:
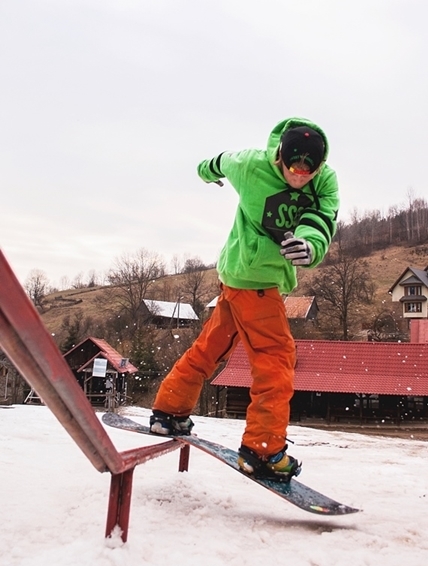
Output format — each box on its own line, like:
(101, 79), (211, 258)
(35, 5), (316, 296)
(404, 302), (422, 313)
(355, 394), (379, 409)
(405, 285), (422, 296)
(407, 397), (424, 410)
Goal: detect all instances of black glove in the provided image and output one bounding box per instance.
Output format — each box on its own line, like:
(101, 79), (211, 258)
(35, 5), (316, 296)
(280, 231), (314, 266)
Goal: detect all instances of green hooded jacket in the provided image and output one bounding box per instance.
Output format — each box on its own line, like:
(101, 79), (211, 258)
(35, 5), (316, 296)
(197, 117), (339, 294)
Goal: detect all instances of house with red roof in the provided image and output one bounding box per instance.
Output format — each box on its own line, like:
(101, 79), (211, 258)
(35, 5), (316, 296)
(207, 295), (318, 323)
(64, 337), (138, 409)
(211, 320), (428, 424)
(283, 296), (319, 320)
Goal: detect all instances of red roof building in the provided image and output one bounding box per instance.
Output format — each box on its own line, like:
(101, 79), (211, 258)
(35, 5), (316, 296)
(212, 340), (428, 396)
(283, 296), (319, 321)
(208, 295), (318, 322)
(69, 337), (138, 375)
(211, 339), (428, 423)
(64, 337), (138, 408)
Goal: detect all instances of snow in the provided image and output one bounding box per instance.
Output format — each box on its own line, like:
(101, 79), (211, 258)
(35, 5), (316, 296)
(1, 406), (428, 566)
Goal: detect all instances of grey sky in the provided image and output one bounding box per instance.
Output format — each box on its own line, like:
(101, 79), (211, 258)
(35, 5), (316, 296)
(1, 0), (427, 285)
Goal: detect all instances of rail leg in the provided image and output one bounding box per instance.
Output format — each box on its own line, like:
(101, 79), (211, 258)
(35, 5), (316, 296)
(178, 443), (190, 472)
(105, 468), (135, 542)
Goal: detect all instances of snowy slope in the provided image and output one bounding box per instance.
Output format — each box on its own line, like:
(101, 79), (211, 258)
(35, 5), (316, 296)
(1, 405), (427, 566)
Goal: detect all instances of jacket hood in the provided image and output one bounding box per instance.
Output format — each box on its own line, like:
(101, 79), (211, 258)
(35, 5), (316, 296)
(267, 117), (330, 166)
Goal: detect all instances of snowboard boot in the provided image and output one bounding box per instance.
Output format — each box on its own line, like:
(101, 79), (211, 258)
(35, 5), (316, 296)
(149, 410), (194, 436)
(237, 444), (302, 482)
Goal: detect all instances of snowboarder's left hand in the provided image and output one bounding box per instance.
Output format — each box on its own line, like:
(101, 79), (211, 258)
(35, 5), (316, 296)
(280, 232), (314, 266)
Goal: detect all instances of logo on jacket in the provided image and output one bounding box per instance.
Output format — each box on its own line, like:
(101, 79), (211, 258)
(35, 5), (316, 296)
(262, 189), (313, 245)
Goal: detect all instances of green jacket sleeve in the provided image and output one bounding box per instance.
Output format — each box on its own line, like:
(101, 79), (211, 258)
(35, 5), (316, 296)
(197, 152), (226, 183)
(294, 166), (340, 267)
(197, 150), (255, 188)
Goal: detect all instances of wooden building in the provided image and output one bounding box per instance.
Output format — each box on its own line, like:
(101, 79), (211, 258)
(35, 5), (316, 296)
(141, 299), (199, 328)
(0, 356), (26, 405)
(64, 337), (138, 409)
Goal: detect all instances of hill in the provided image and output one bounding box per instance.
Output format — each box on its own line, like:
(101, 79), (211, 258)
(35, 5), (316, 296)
(39, 244), (426, 346)
(40, 268), (220, 345)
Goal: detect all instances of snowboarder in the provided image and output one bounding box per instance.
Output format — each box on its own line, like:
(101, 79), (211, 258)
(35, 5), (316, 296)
(150, 117), (339, 481)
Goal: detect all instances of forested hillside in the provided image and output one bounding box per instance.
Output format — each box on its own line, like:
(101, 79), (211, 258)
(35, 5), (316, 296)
(337, 192), (428, 254)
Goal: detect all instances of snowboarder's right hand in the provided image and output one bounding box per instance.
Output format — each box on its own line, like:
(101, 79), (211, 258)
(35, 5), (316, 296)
(280, 232), (314, 266)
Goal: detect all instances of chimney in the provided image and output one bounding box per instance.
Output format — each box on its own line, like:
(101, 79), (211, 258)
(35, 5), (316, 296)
(410, 319), (428, 343)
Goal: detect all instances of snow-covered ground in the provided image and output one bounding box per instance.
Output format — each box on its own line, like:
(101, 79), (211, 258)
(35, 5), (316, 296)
(1, 405), (427, 566)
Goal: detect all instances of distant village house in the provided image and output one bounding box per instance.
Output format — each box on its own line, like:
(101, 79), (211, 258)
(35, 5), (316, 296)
(141, 299), (199, 328)
(207, 295), (318, 324)
(389, 265), (428, 319)
(63, 337), (138, 409)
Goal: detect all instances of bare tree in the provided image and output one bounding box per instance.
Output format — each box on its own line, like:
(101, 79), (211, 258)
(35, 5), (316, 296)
(59, 275), (71, 291)
(182, 256), (207, 273)
(387, 205), (399, 244)
(153, 277), (175, 302)
(24, 269), (50, 309)
(180, 258), (216, 317)
(170, 254), (183, 275)
(87, 270), (99, 288)
(105, 248), (166, 335)
(307, 247), (376, 340)
(409, 193), (428, 243)
(72, 272), (85, 289)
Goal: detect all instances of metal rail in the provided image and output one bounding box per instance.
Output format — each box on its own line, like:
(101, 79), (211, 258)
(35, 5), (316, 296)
(0, 249), (189, 542)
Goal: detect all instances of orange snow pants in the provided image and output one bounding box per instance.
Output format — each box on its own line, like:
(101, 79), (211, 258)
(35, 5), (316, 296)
(153, 284), (296, 456)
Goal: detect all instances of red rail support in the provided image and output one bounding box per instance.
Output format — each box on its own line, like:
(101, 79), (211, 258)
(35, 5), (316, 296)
(106, 468), (135, 542)
(179, 443), (190, 472)
(0, 249), (190, 542)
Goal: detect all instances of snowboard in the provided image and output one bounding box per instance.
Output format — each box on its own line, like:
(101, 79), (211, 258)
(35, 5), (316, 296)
(102, 412), (360, 516)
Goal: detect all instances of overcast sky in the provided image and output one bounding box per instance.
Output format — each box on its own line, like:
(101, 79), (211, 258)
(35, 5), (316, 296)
(1, 0), (427, 286)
